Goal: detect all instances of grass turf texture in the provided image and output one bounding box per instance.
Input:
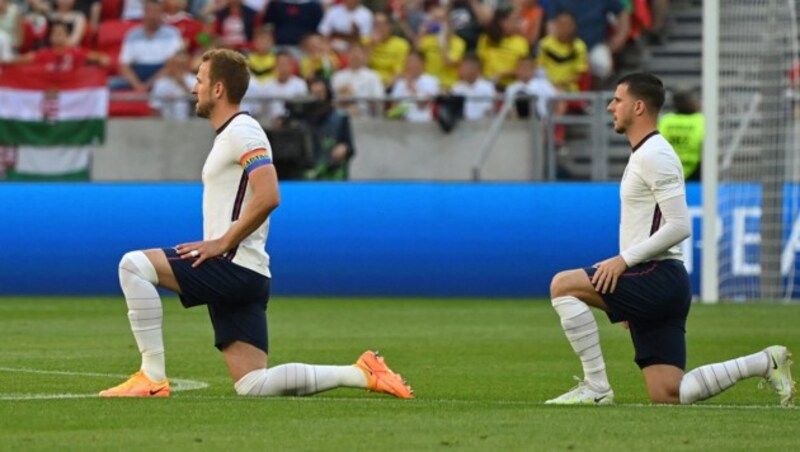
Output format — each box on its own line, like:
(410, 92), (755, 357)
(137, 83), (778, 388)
(0, 297), (798, 450)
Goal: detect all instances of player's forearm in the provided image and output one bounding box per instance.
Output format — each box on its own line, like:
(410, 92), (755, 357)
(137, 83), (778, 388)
(621, 195), (691, 266)
(220, 191), (279, 250)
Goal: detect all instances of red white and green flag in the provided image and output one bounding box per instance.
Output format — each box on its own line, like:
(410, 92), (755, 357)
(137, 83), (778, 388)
(0, 65), (108, 180)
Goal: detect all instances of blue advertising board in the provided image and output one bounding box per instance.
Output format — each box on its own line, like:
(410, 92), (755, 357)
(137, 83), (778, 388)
(0, 181), (711, 297)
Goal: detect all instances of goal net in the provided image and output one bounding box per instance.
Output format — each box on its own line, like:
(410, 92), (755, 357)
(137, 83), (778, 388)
(709, 0), (800, 301)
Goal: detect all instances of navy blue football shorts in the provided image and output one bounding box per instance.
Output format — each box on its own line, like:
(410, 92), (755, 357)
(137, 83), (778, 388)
(163, 248), (271, 353)
(584, 259), (692, 370)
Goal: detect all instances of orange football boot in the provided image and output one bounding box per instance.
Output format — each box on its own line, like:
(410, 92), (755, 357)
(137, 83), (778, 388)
(355, 350), (414, 399)
(99, 370), (171, 398)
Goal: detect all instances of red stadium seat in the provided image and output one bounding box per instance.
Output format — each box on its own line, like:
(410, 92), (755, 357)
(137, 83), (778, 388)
(108, 90), (154, 117)
(95, 19), (140, 74)
(101, 0), (124, 21)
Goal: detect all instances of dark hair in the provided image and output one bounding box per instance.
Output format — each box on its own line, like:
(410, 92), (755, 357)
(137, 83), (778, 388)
(309, 75), (333, 103)
(200, 48), (250, 105)
(486, 8), (512, 46)
(407, 50), (426, 63)
(616, 72), (665, 114)
(672, 89), (698, 114)
(461, 52), (480, 66)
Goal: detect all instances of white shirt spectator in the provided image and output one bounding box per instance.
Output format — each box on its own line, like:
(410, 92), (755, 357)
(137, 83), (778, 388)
(119, 24), (184, 66)
(331, 66), (384, 115)
(245, 75), (309, 123)
(505, 75), (558, 119)
(122, 0), (145, 20)
(317, 4), (373, 52)
(390, 74), (440, 122)
(149, 72), (196, 119)
(451, 77), (496, 120)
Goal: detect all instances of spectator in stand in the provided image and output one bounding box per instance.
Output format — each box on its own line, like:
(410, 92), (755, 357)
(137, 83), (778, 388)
(121, 0), (144, 20)
(213, 0), (261, 51)
(116, 0), (184, 92)
(304, 76), (356, 181)
(450, 53), (496, 120)
(244, 51), (308, 126)
(163, 0), (203, 53)
(447, 0), (492, 52)
(393, 0), (426, 44)
(537, 11), (587, 92)
(149, 50), (195, 119)
(13, 19), (108, 70)
(49, 0), (87, 47)
(545, 0), (630, 84)
(331, 42), (384, 116)
(0, 0), (22, 52)
(75, 0), (101, 32)
(505, 55), (560, 119)
(367, 11), (409, 89)
(513, 0), (543, 51)
(247, 25), (275, 82)
(476, 8), (529, 89)
(388, 50), (439, 122)
(317, 0), (372, 53)
(658, 88), (704, 181)
(416, 3), (465, 90)
(298, 32), (340, 81)
(263, 0), (323, 47)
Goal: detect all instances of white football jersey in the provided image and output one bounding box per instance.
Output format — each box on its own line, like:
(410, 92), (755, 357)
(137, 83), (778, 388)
(202, 112), (273, 277)
(619, 131), (685, 262)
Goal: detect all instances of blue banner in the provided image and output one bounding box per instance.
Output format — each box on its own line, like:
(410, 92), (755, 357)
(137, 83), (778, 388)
(0, 182), (709, 297)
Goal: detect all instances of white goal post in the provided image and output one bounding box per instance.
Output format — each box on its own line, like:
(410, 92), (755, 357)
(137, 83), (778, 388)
(702, 0), (800, 302)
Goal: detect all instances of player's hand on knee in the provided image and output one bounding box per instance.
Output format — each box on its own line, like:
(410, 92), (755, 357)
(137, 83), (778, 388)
(176, 239), (229, 268)
(591, 255), (628, 294)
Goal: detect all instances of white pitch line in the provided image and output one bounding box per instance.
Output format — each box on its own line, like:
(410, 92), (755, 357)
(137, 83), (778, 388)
(0, 367), (209, 400)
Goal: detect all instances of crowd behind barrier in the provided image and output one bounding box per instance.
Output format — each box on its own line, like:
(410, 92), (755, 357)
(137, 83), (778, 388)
(0, 0), (695, 181)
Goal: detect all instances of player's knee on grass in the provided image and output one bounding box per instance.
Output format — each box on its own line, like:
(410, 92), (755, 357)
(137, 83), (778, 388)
(643, 366), (683, 404)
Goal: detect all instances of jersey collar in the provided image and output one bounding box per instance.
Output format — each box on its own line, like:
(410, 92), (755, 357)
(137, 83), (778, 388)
(216, 111), (250, 135)
(631, 130), (660, 153)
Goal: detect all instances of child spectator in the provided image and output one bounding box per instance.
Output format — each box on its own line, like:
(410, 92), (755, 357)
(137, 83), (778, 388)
(367, 11), (409, 89)
(416, 3), (465, 90)
(505, 56), (560, 119)
(450, 54), (495, 120)
(149, 50), (195, 119)
(299, 32), (340, 81)
(244, 51), (309, 127)
(247, 25), (276, 83)
(476, 8), (529, 89)
(536, 11), (587, 92)
(389, 50), (439, 122)
(331, 42), (384, 116)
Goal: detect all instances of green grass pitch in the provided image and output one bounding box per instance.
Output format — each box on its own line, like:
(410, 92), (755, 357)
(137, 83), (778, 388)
(0, 297), (798, 450)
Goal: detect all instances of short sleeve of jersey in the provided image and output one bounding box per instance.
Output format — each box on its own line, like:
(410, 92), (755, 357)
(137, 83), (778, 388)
(228, 118), (273, 174)
(640, 145), (686, 204)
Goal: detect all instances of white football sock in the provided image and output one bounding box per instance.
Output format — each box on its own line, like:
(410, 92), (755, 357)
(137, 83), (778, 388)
(119, 251), (166, 382)
(234, 364), (368, 396)
(679, 350), (770, 404)
(552, 296), (610, 391)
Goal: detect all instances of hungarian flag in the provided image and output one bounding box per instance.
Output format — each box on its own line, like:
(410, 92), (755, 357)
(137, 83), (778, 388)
(0, 65), (108, 180)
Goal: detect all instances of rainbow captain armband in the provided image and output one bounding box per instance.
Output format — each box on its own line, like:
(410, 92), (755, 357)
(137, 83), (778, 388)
(240, 148), (272, 174)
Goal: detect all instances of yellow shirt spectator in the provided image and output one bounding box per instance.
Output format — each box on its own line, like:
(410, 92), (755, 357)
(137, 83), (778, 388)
(248, 53), (276, 83)
(476, 34), (529, 88)
(300, 52), (341, 81)
(536, 34), (588, 92)
(369, 36), (411, 87)
(417, 33), (466, 90)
